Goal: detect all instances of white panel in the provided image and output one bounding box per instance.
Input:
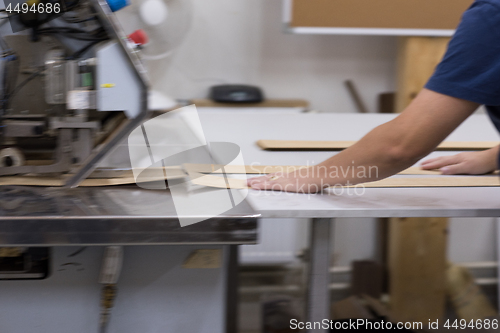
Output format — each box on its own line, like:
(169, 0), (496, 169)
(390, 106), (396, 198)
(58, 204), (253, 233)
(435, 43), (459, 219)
(240, 218), (308, 264)
(96, 42), (142, 118)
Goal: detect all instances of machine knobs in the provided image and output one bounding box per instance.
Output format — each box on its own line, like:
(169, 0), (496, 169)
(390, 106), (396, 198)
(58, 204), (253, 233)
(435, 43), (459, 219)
(0, 148), (25, 168)
(106, 0), (130, 12)
(128, 30), (149, 46)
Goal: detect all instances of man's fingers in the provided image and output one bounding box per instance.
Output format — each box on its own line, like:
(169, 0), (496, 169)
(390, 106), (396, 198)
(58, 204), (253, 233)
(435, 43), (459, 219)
(247, 175), (270, 187)
(440, 163), (467, 175)
(421, 157), (447, 166)
(421, 155), (460, 170)
(248, 174), (280, 189)
(421, 157), (441, 165)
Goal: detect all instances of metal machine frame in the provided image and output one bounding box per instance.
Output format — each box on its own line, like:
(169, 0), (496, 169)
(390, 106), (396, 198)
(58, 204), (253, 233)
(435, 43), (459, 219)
(65, 0), (150, 188)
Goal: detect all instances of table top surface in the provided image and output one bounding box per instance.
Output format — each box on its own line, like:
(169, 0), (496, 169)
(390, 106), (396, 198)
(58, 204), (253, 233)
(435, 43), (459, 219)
(196, 111), (500, 218)
(3, 111), (500, 220)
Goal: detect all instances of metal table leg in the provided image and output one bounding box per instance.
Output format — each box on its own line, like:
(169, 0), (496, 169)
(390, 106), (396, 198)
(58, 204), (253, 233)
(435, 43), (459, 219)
(225, 245), (239, 333)
(307, 218), (333, 333)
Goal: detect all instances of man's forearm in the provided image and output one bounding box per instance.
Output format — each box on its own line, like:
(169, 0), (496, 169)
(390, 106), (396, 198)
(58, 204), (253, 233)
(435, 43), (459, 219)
(316, 123), (426, 186)
(315, 89), (479, 186)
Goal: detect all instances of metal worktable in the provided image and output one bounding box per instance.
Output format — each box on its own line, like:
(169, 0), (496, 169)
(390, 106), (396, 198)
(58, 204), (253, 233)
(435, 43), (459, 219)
(0, 183), (258, 333)
(0, 186), (258, 246)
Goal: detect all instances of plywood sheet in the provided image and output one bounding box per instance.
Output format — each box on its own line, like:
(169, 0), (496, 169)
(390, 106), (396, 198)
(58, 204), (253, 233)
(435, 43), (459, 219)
(0, 168), (186, 187)
(184, 164), (444, 175)
(3, 165), (496, 188)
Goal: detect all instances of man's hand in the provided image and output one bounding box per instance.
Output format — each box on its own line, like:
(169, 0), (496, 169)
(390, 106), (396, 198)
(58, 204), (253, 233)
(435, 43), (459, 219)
(421, 145), (499, 175)
(247, 167), (325, 193)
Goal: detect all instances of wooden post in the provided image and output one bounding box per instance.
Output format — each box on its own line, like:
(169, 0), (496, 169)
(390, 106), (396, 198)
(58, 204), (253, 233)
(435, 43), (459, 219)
(389, 37), (450, 322)
(389, 217), (448, 322)
(395, 37), (450, 113)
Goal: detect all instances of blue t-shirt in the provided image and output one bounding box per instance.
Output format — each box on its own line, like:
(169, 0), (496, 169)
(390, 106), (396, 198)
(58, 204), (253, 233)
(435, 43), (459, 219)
(425, 0), (500, 132)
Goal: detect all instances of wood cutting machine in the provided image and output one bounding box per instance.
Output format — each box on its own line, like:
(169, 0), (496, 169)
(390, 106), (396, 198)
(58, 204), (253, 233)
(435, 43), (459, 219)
(0, 0), (149, 187)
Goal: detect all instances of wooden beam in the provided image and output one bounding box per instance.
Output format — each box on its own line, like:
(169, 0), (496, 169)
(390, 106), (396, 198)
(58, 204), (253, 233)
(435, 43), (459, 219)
(395, 37), (450, 113)
(388, 217), (448, 322)
(389, 36), (451, 324)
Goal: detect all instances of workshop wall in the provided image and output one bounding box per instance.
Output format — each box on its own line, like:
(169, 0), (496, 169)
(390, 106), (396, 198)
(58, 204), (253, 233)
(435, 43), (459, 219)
(150, 0), (398, 113)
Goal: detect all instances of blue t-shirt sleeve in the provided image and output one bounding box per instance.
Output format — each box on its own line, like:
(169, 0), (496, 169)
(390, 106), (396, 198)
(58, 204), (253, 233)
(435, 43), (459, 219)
(425, 1), (500, 106)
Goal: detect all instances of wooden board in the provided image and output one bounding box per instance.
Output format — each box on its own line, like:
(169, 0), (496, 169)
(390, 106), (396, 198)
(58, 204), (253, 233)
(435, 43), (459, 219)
(290, 0), (472, 30)
(0, 168), (187, 187)
(184, 164), (446, 176)
(0, 176), (137, 187)
(191, 99), (309, 108)
(257, 140), (498, 151)
(4, 165), (496, 188)
(190, 174), (500, 190)
(388, 217), (447, 322)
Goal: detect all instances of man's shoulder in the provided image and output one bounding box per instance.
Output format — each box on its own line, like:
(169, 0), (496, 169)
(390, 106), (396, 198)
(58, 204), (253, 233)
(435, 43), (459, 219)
(473, 0), (500, 10)
(459, 0), (500, 37)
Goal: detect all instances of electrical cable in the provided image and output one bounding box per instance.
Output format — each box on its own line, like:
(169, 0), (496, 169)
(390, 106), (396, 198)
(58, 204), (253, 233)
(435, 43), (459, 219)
(64, 0), (81, 11)
(68, 39), (102, 59)
(62, 15), (97, 24)
(61, 8), (97, 24)
(3, 68), (44, 110)
(37, 27), (108, 41)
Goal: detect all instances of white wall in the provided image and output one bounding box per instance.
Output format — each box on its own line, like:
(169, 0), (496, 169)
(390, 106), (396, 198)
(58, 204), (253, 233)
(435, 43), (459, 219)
(150, 0), (398, 113)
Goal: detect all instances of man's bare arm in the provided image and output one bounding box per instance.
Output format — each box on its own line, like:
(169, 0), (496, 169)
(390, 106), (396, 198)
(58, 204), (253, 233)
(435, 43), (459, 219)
(248, 89), (479, 192)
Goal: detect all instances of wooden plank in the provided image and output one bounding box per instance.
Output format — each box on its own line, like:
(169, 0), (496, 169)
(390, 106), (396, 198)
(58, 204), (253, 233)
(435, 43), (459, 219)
(396, 37), (450, 112)
(0, 176), (137, 187)
(388, 217), (448, 322)
(189, 174), (500, 190)
(191, 99), (309, 108)
(290, 0), (472, 30)
(257, 140), (498, 151)
(0, 167), (187, 187)
(184, 164), (446, 175)
(4, 166), (495, 188)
